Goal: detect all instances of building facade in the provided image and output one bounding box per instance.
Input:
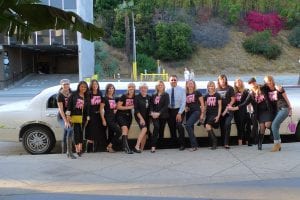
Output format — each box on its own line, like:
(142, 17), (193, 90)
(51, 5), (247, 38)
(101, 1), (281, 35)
(0, 0), (95, 89)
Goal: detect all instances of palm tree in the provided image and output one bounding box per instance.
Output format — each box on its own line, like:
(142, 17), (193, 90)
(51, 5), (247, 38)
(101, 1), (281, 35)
(0, 0), (103, 42)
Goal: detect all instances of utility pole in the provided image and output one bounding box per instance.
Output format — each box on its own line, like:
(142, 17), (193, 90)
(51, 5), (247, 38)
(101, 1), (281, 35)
(132, 12), (137, 81)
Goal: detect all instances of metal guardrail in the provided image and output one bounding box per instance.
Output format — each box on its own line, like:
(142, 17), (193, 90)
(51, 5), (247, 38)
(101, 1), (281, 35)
(140, 73), (169, 81)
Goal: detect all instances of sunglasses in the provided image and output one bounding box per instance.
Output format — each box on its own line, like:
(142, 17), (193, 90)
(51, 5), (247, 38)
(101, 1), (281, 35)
(170, 79), (177, 82)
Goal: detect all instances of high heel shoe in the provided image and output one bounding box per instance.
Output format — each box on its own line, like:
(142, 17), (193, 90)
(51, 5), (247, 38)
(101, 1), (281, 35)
(133, 147), (142, 153)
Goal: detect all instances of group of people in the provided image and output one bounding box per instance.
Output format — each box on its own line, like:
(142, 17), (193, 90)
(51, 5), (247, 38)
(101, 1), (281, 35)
(57, 74), (292, 159)
(184, 67), (195, 81)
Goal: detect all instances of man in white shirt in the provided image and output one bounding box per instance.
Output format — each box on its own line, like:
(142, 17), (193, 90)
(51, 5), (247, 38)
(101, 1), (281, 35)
(184, 67), (190, 81)
(166, 75), (186, 150)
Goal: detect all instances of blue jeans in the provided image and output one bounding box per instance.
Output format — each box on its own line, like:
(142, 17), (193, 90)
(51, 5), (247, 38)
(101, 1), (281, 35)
(185, 111), (200, 148)
(58, 118), (73, 144)
(271, 108), (289, 143)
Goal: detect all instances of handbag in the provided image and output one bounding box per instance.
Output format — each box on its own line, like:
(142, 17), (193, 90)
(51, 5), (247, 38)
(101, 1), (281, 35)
(71, 115), (83, 124)
(288, 116), (296, 133)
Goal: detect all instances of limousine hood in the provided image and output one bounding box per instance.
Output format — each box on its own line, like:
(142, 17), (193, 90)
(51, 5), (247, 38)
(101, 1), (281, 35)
(0, 100), (30, 112)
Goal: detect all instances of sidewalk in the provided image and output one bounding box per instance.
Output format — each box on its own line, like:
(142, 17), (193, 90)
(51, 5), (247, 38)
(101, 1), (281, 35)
(1, 143), (300, 199)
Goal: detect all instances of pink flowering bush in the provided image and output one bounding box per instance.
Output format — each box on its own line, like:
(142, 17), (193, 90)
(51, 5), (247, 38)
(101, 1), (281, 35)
(245, 11), (284, 35)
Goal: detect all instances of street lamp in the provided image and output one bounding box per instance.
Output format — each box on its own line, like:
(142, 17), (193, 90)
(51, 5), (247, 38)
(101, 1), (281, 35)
(132, 12), (137, 81)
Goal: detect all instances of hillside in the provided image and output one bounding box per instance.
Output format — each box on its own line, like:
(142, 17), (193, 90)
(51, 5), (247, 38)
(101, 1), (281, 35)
(162, 29), (300, 76)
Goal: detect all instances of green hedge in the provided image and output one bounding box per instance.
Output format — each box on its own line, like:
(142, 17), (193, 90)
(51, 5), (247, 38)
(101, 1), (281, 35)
(288, 26), (300, 48)
(242, 31), (281, 59)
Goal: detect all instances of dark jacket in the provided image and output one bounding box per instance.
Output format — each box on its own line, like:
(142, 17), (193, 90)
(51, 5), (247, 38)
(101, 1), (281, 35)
(150, 92), (170, 119)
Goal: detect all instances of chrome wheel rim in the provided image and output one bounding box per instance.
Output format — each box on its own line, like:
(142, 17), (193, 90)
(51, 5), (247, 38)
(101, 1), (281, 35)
(26, 130), (50, 153)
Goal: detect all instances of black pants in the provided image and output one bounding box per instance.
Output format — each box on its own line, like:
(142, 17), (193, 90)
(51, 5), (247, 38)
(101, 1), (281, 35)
(249, 113), (258, 141)
(106, 116), (122, 148)
(234, 110), (248, 141)
(167, 108), (185, 147)
(73, 123), (83, 145)
(220, 112), (233, 146)
(151, 118), (167, 147)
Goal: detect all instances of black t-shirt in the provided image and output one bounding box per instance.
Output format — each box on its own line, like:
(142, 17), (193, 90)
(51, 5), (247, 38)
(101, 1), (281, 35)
(234, 90), (249, 113)
(204, 92), (221, 117)
(264, 86), (288, 110)
(216, 85), (234, 111)
(67, 92), (90, 119)
(103, 96), (117, 117)
(253, 92), (268, 112)
(134, 93), (150, 119)
(276, 88), (288, 109)
(90, 91), (102, 114)
(117, 94), (134, 115)
(186, 90), (202, 112)
(57, 91), (70, 119)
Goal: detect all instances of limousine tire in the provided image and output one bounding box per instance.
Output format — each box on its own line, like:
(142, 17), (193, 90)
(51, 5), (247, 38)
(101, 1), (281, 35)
(295, 121), (300, 142)
(22, 126), (55, 154)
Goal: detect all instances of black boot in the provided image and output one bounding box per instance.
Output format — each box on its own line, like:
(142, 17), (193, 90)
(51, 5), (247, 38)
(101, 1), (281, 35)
(208, 130), (217, 150)
(122, 135), (133, 154)
(86, 142), (94, 153)
(258, 134), (264, 150)
(67, 137), (76, 159)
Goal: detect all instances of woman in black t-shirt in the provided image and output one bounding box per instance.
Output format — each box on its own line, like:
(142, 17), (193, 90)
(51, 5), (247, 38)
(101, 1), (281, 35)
(204, 81), (222, 150)
(85, 79), (106, 152)
(116, 83), (135, 154)
(230, 78), (272, 150)
(57, 79), (75, 159)
(264, 76), (292, 152)
(233, 78), (251, 146)
(185, 80), (204, 151)
(100, 83), (122, 153)
(133, 83), (151, 153)
(150, 80), (170, 153)
(66, 81), (90, 157)
(216, 74), (235, 149)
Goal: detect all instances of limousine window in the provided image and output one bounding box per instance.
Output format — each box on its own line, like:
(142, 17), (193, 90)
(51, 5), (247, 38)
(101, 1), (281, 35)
(47, 94), (58, 108)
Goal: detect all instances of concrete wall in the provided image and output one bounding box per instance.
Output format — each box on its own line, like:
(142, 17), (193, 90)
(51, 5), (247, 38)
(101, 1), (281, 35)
(77, 0), (95, 81)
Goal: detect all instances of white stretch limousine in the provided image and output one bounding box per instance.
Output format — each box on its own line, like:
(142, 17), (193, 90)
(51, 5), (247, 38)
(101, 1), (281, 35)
(0, 81), (299, 154)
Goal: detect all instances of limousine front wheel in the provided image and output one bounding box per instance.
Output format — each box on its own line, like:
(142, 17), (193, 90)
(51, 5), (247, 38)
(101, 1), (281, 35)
(22, 126), (55, 154)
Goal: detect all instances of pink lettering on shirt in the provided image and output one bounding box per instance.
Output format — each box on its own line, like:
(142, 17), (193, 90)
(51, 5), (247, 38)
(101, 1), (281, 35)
(154, 96), (161, 104)
(75, 98), (84, 109)
(109, 100), (116, 109)
(186, 94), (195, 104)
(255, 94), (265, 103)
(235, 92), (242, 102)
(125, 99), (134, 106)
(207, 97), (216, 107)
(91, 96), (101, 105)
(268, 91), (278, 102)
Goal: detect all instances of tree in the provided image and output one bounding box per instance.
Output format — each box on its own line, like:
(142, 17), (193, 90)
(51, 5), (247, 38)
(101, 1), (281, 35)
(0, 0), (103, 42)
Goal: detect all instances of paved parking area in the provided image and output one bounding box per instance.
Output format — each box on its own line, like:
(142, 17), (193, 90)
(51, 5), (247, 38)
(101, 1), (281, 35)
(1, 143), (300, 199)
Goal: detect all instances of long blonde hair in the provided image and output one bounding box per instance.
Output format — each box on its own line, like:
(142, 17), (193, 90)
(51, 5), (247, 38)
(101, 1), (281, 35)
(155, 80), (165, 94)
(186, 80), (196, 94)
(207, 81), (216, 93)
(234, 78), (245, 93)
(264, 75), (275, 88)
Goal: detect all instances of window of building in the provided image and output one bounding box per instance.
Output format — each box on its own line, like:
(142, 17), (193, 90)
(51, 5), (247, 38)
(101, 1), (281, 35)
(37, 30), (50, 45)
(50, 0), (62, 9)
(64, 30), (77, 45)
(51, 30), (63, 45)
(64, 0), (76, 9)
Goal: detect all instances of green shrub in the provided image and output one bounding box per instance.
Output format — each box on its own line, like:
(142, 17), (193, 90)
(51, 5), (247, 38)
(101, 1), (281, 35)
(288, 26), (300, 48)
(137, 54), (157, 74)
(110, 31), (125, 48)
(155, 22), (193, 60)
(242, 31), (281, 59)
